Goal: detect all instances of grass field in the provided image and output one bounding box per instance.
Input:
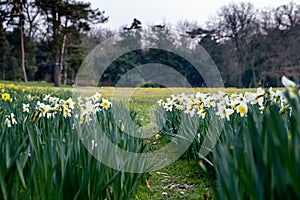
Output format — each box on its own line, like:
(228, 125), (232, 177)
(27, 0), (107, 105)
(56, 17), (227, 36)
(0, 81), (218, 199)
(1, 80), (298, 200)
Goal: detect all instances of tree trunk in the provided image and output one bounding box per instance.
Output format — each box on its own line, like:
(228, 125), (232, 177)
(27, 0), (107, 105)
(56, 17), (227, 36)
(63, 63), (67, 85)
(233, 36), (243, 88)
(54, 56), (61, 87)
(20, 23), (27, 82)
(237, 46), (246, 88)
(2, 54), (6, 80)
(250, 59), (256, 88)
(15, 1), (27, 82)
(61, 6), (68, 86)
(60, 34), (67, 85)
(53, 6), (61, 87)
(240, 58), (246, 88)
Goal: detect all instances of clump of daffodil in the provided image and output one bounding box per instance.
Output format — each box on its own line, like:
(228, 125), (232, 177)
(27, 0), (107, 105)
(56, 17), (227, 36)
(216, 104), (234, 121)
(163, 102), (173, 112)
(158, 83), (292, 120)
(4, 113), (17, 127)
(22, 103), (30, 113)
(60, 98), (75, 118)
(184, 105), (196, 117)
(197, 109), (206, 119)
(78, 100), (97, 123)
(6, 83), (15, 88)
(92, 92), (102, 102)
(157, 99), (164, 106)
(175, 104), (184, 110)
(2, 93), (11, 101)
(43, 94), (51, 101)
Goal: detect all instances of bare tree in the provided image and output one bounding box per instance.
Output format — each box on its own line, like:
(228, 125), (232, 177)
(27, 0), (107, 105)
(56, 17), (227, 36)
(259, 2), (300, 86)
(213, 2), (258, 87)
(9, 0), (28, 82)
(23, 0), (41, 40)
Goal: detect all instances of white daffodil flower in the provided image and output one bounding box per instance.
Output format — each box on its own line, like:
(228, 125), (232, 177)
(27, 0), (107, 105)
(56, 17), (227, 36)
(5, 113), (17, 127)
(22, 103), (30, 113)
(282, 76), (296, 98)
(236, 103), (248, 117)
(100, 98), (112, 110)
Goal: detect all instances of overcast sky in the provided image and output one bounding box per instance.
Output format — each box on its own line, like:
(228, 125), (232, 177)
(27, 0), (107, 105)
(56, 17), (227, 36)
(85, 0), (293, 30)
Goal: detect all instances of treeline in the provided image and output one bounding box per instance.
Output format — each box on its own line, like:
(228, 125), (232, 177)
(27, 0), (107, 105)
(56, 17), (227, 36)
(0, 0), (107, 86)
(0, 1), (300, 87)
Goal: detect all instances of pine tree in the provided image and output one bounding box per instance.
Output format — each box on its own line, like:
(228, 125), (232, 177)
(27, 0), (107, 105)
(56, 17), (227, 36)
(36, 0), (108, 86)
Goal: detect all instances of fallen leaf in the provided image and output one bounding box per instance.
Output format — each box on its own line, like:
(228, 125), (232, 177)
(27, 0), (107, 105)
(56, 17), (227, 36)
(146, 179), (151, 189)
